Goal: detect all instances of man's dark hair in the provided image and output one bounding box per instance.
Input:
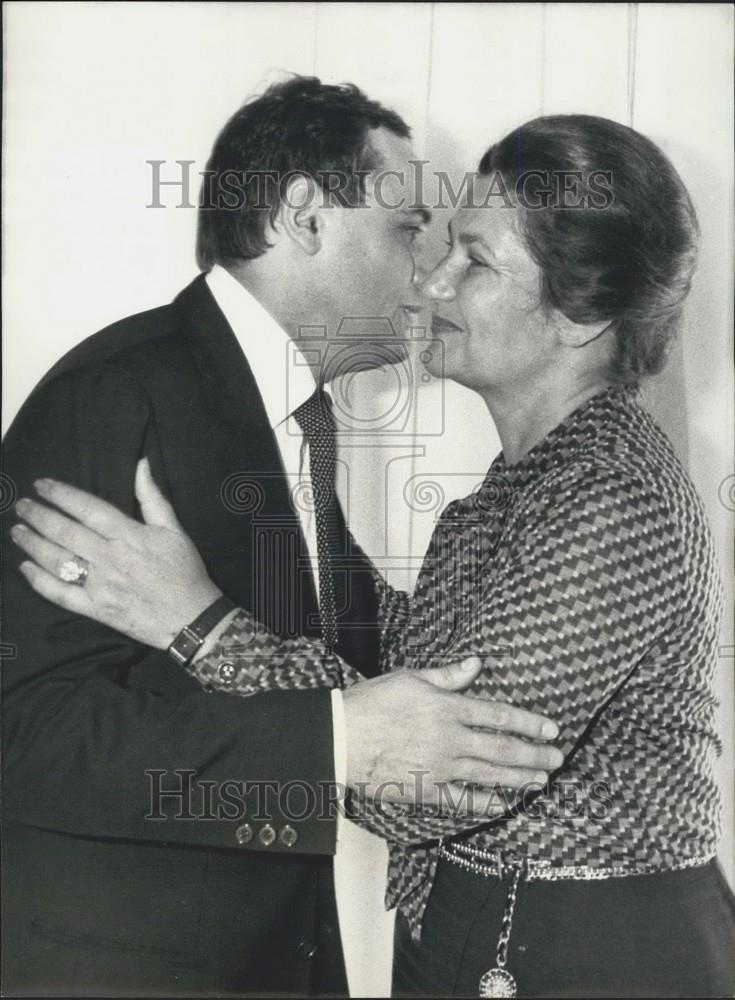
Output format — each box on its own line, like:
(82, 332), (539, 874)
(479, 115), (699, 384)
(196, 75), (410, 269)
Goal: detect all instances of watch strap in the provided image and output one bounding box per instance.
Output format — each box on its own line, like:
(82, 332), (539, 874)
(167, 594), (237, 666)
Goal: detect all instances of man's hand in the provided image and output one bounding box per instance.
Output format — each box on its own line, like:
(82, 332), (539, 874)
(10, 459), (222, 649)
(343, 657), (563, 812)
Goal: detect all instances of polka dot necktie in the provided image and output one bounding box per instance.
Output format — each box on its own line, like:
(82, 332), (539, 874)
(293, 388), (341, 657)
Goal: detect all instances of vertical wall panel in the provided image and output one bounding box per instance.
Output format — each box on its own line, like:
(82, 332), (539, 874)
(2, 0), (319, 429)
(428, 2), (546, 165)
(542, 2), (630, 119)
(315, 1), (434, 155)
(633, 1), (734, 886)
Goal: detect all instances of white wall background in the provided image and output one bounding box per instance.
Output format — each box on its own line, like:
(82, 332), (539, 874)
(4, 4), (733, 996)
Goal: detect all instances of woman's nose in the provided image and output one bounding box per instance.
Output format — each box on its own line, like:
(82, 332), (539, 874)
(416, 263), (456, 301)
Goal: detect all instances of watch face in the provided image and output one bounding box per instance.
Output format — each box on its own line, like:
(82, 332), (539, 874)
(168, 626), (203, 666)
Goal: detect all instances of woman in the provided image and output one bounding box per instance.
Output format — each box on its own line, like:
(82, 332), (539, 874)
(11, 115), (734, 997)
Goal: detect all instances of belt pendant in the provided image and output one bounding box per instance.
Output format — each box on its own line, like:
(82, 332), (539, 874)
(478, 860), (523, 998)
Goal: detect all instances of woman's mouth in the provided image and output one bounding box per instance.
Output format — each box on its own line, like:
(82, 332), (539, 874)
(431, 314), (464, 335)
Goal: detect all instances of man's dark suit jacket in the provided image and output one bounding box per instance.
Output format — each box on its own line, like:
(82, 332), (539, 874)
(1, 275), (380, 996)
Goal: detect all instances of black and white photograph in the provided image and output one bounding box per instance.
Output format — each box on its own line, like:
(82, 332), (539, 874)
(2, 2), (734, 997)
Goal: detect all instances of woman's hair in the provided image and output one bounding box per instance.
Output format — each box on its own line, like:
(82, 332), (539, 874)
(478, 115), (699, 383)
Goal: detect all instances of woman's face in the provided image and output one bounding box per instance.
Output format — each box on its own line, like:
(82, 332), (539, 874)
(419, 177), (559, 393)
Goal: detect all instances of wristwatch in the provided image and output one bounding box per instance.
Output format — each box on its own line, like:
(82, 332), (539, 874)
(167, 595), (237, 666)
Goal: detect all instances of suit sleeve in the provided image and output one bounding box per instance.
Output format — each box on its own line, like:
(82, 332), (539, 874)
(1, 363), (337, 855)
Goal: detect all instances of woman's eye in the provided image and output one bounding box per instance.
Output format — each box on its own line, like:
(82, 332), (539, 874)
(403, 225), (424, 242)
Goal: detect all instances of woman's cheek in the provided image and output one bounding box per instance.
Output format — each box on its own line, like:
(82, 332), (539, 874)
(457, 285), (491, 330)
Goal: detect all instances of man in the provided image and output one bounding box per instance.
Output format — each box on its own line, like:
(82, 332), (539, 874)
(1, 76), (560, 996)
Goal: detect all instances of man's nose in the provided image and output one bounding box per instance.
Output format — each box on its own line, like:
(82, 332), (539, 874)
(416, 263), (456, 302)
(412, 265), (429, 288)
(406, 266), (431, 310)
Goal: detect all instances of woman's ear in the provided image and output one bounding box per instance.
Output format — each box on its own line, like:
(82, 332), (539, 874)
(554, 310), (613, 349)
(277, 175), (323, 256)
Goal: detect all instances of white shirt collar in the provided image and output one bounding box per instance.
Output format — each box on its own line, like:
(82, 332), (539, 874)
(205, 263), (318, 430)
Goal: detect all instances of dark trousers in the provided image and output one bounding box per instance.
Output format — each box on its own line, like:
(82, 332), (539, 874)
(393, 858), (735, 998)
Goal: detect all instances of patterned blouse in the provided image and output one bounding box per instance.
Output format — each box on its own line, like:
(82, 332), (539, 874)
(192, 386), (724, 939)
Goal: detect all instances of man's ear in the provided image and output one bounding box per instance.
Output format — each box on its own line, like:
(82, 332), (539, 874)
(277, 175), (323, 256)
(553, 310), (613, 349)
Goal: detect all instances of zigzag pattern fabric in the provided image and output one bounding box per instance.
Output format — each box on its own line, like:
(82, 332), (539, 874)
(193, 386), (723, 940)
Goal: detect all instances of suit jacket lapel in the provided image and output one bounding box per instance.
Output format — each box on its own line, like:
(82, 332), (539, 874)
(173, 277), (285, 496)
(173, 274), (320, 632)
